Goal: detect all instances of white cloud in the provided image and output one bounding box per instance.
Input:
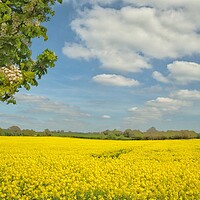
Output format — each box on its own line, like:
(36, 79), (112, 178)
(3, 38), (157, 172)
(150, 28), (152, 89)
(98, 50), (149, 73)
(125, 95), (192, 127)
(62, 43), (149, 73)
(152, 71), (169, 84)
(167, 61), (200, 84)
(153, 61), (200, 85)
(63, 0), (117, 6)
(146, 97), (190, 111)
(64, 0), (200, 11)
(63, 3), (200, 74)
(124, 0), (200, 11)
(102, 115), (111, 119)
(15, 93), (48, 103)
(15, 94), (90, 117)
(125, 107), (162, 124)
(171, 89), (200, 100)
(128, 107), (138, 112)
(92, 74), (140, 87)
(62, 43), (95, 60)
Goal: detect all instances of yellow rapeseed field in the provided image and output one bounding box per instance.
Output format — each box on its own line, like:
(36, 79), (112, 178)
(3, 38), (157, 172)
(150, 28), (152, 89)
(0, 137), (199, 200)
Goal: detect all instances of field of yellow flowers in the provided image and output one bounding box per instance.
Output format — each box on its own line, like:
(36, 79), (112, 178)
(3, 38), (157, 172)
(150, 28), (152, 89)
(0, 137), (199, 200)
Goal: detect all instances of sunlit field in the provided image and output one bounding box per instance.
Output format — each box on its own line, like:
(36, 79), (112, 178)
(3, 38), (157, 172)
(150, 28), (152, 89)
(0, 137), (199, 200)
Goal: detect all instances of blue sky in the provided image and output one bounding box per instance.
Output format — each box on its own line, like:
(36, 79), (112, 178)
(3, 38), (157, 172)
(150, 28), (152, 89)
(1, 0), (200, 132)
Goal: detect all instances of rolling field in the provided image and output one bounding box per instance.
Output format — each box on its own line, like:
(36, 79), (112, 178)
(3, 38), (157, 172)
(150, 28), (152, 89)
(0, 137), (199, 200)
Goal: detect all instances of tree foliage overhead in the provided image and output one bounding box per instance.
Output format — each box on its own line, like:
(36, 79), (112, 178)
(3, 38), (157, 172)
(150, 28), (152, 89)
(0, 0), (62, 104)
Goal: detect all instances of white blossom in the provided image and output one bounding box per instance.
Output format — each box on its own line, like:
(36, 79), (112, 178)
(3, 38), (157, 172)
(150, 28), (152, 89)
(0, 65), (23, 84)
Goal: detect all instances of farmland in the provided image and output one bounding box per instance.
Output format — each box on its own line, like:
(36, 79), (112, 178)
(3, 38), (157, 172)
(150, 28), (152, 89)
(0, 137), (199, 199)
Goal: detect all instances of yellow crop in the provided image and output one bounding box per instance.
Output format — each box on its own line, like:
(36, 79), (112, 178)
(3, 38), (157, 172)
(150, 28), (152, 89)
(0, 137), (199, 199)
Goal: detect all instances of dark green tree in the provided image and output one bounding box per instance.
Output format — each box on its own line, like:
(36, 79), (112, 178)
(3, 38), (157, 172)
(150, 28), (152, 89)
(44, 128), (51, 136)
(0, 127), (3, 135)
(0, 0), (62, 103)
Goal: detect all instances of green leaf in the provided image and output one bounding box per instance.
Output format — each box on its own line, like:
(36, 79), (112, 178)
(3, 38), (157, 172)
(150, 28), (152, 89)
(0, 0), (62, 104)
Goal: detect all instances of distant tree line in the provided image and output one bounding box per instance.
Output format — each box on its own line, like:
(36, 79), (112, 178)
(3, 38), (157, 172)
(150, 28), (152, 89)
(102, 127), (199, 140)
(0, 126), (199, 140)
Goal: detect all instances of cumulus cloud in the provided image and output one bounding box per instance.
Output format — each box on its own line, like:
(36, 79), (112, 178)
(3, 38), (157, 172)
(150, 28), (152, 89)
(92, 74), (139, 87)
(146, 97), (190, 111)
(64, 0), (200, 12)
(152, 71), (169, 84)
(63, 2), (200, 74)
(167, 61), (200, 84)
(153, 61), (200, 85)
(171, 89), (200, 100)
(125, 95), (192, 126)
(62, 43), (95, 60)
